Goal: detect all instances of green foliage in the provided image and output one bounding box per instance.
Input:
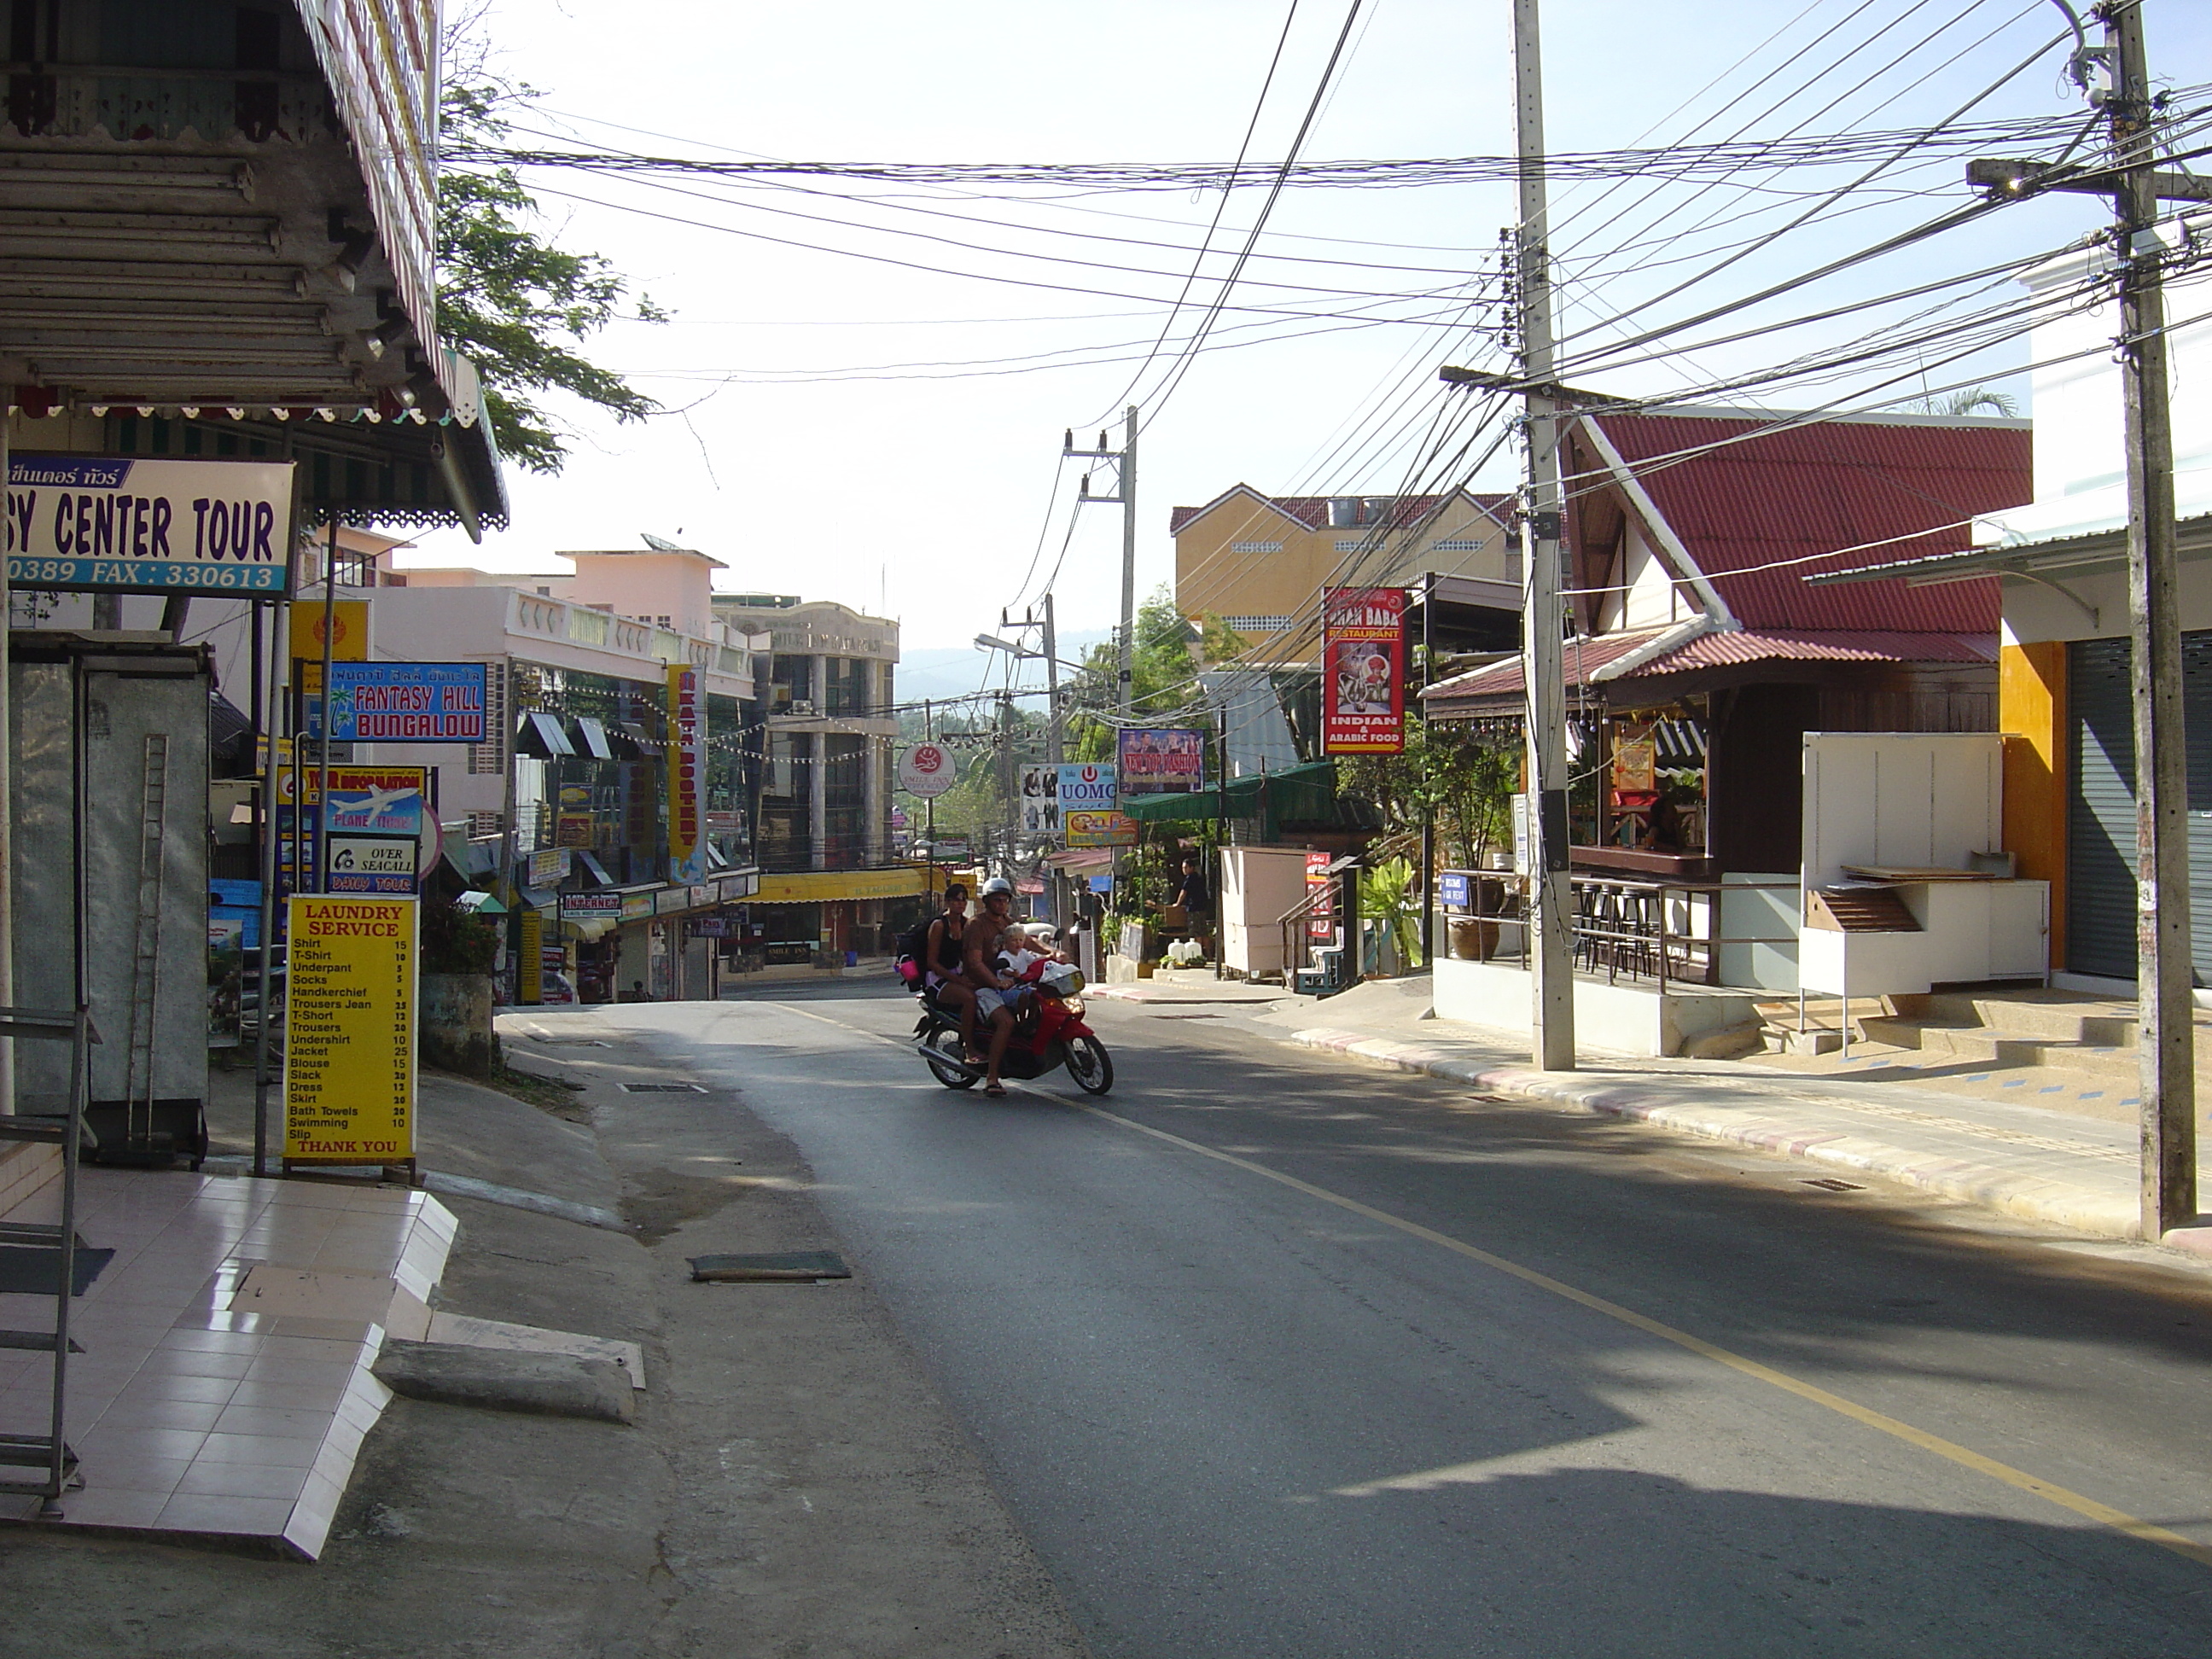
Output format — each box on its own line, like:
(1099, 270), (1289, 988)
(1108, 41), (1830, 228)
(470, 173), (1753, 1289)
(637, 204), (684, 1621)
(1359, 855), (1422, 968)
(1196, 612), (1249, 667)
(1336, 719), (1519, 868)
(421, 893), (500, 975)
(436, 75), (666, 473)
(1066, 585), (1201, 762)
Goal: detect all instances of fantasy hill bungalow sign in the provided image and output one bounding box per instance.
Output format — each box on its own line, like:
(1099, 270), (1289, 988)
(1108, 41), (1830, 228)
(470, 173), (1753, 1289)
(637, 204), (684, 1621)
(5, 454), (295, 594)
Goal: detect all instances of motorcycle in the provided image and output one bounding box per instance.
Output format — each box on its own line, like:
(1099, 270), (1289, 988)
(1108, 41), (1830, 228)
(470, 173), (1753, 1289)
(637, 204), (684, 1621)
(914, 961), (1114, 1095)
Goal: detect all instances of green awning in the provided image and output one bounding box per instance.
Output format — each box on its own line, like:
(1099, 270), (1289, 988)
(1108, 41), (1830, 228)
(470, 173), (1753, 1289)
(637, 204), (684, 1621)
(1120, 760), (1338, 823)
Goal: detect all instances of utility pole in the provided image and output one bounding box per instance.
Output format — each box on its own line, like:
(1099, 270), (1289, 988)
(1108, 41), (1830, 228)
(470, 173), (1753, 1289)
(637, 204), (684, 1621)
(1066, 409), (1139, 714)
(997, 690), (1016, 881)
(1040, 591), (1064, 765)
(1966, 2), (2194, 1237)
(1513, 0), (1575, 1070)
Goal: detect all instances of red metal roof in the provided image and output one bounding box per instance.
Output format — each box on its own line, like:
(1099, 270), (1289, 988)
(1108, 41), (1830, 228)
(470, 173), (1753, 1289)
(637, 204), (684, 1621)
(1583, 410), (2029, 633)
(1423, 626), (1995, 707)
(1168, 486), (1512, 537)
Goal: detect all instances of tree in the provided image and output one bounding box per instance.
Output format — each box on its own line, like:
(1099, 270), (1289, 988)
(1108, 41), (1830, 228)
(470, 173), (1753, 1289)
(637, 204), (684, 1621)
(1065, 585), (1202, 762)
(436, 68), (667, 473)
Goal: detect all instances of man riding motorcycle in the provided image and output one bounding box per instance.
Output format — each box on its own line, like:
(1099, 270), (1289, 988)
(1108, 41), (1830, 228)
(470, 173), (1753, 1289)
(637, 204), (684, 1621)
(961, 876), (1027, 1097)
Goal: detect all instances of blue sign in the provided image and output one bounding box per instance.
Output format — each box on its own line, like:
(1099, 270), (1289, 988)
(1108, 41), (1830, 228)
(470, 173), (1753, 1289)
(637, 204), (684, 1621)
(309, 662), (487, 743)
(1087, 874), (1114, 894)
(1438, 871), (1473, 911)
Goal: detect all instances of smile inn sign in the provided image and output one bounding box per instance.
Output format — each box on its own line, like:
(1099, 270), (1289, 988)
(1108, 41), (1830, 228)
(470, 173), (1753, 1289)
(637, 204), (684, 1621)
(4, 453), (296, 596)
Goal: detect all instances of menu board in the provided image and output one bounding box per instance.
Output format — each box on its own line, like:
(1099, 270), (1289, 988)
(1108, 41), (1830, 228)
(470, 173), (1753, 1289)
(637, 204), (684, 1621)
(283, 896), (416, 1163)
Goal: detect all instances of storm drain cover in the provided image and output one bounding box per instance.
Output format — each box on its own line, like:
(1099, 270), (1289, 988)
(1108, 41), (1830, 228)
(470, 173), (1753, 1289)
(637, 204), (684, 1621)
(1801, 1177), (1865, 1191)
(689, 1251), (850, 1284)
(620, 1082), (707, 1094)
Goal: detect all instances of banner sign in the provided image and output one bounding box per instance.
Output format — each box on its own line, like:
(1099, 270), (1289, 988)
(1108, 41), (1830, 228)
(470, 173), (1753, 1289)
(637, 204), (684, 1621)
(326, 835), (419, 895)
(1066, 810), (1138, 849)
(1020, 765), (1061, 835)
(1118, 728), (1206, 795)
(556, 811), (595, 848)
(898, 742), (957, 798)
(1057, 762), (1117, 814)
(291, 600), (370, 662)
(667, 664), (707, 883)
(5, 453), (295, 595)
(1321, 586), (1408, 754)
(527, 847), (570, 888)
(1307, 851), (1336, 941)
(311, 661), (487, 743)
(560, 891), (624, 920)
(283, 895), (416, 1163)
(518, 909), (544, 1004)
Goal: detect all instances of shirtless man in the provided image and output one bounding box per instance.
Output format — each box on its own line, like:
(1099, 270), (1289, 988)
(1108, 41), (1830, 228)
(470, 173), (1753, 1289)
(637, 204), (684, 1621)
(961, 877), (1023, 1097)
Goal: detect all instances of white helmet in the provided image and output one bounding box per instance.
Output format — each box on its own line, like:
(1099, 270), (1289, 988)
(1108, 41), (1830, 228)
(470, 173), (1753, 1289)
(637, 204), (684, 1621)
(980, 876), (1016, 899)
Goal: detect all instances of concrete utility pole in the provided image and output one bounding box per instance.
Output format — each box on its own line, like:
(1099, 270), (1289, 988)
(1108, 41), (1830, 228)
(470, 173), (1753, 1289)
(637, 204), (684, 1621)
(1513, 0), (1575, 1071)
(998, 689), (1017, 879)
(1066, 410), (1139, 714)
(2107, 2), (2194, 1239)
(1041, 591), (1064, 765)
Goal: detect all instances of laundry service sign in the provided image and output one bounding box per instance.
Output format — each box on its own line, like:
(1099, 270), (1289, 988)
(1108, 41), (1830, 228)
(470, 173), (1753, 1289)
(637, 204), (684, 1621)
(5, 453), (295, 595)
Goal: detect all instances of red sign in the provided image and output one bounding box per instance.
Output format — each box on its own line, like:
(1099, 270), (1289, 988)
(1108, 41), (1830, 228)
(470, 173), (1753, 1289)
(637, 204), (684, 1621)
(1321, 586), (1407, 754)
(1307, 851), (1336, 941)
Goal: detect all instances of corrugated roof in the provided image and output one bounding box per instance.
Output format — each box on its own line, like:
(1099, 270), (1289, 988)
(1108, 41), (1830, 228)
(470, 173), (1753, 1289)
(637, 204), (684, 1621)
(1423, 626), (1994, 707)
(1168, 485), (1512, 537)
(1582, 410), (2029, 632)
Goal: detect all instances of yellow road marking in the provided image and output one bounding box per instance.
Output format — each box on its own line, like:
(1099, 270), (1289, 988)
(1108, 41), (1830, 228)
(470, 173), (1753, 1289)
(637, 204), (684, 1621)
(777, 999), (2212, 1570)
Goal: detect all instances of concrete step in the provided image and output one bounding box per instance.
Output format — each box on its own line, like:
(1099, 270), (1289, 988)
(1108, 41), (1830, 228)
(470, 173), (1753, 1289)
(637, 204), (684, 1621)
(1857, 1016), (2137, 1086)
(1898, 990), (2138, 1049)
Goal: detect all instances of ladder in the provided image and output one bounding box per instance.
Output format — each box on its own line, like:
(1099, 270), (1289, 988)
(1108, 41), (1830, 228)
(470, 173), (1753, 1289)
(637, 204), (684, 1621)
(121, 735), (167, 1155)
(0, 1005), (97, 1514)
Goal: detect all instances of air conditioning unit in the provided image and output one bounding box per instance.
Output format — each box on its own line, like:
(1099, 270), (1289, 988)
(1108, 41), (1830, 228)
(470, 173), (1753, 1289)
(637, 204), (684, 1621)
(787, 699), (818, 717)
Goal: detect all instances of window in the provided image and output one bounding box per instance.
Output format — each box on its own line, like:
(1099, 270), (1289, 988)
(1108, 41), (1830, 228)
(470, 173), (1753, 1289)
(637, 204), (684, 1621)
(1335, 539), (1373, 553)
(1230, 540), (1284, 553)
(1433, 538), (1482, 552)
(1223, 614), (1292, 633)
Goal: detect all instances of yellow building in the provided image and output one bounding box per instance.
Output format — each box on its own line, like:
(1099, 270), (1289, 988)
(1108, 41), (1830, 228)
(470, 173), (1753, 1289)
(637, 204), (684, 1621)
(1171, 487), (1516, 663)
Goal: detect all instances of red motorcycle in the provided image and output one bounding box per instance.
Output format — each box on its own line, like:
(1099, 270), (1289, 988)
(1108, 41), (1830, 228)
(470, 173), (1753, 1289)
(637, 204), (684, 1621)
(915, 963), (1114, 1095)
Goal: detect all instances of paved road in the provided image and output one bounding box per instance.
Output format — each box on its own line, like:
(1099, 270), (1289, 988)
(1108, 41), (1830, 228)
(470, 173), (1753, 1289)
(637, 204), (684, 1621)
(602, 989), (2212, 1659)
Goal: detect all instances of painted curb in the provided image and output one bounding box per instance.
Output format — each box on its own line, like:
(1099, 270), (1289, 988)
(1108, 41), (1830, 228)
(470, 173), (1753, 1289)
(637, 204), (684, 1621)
(1284, 1025), (2143, 1243)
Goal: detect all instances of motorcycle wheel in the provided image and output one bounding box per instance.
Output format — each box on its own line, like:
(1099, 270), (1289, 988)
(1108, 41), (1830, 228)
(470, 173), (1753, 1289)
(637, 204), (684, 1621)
(1064, 1033), (1114, 1095)
(923, 1027), (979, 1090)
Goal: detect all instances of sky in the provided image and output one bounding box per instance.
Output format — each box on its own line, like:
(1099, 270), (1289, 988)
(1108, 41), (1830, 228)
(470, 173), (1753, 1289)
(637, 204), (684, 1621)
(404, 0), (2212, 701)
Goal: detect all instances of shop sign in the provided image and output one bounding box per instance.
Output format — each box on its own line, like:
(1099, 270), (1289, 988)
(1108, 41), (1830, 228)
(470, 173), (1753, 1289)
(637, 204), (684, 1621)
(555, 812), (595, 849)
(1057, 763), (1117, 817)
(1321, 586), (1408, 755)
(716, 871), (759, 899)
(763, 940), (813, 964)
(1117, 729), (1205, 795)
(560, 891), (624, 920)
(282, 896), (415, 1163)
(898, 742), (956, 798)
(1088, 874), (1114, 894)
(527, 847), (570, 888)
(620, 891), (657, 922)
(327, 835), (420, 895)
(690, 885), (713, 909)
(308, 661), (487, 743)
(1438, 871), (1473, 911)
(1020, 765), (1060, 835)
(291, 600), (370, 661)
(518, 909), (544, 1004)
(5, 453), (294, 594)
(655, 886), (690, 916)
(690, 917), (733, 937)
(1065, 810), (1138, 849)
(666, 664), (707, 883)
(1307, 851), (1336, 941)
(320, 765), (427, 836)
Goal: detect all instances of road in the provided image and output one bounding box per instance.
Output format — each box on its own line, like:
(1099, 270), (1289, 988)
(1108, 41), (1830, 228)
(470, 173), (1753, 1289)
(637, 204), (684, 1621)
(595, 986), (2212, 1658)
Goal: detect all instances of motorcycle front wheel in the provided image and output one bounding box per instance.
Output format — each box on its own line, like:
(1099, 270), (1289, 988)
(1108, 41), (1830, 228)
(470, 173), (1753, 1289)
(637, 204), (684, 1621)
(1064, 1033), (1114, 1095)
(923, 1027), (979, 1090)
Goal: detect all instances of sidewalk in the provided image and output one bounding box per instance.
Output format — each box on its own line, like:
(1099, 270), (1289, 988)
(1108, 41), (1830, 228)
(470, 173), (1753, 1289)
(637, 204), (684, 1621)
(1095, 974), (2212, 1254)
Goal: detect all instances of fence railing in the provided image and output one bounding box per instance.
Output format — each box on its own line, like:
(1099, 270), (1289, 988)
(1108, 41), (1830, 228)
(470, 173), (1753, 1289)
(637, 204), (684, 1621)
(1436, 871), (1799, 994)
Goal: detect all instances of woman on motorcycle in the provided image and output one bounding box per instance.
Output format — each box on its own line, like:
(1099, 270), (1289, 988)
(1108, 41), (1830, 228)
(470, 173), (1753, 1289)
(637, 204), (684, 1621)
(923, 883), (975, 1040)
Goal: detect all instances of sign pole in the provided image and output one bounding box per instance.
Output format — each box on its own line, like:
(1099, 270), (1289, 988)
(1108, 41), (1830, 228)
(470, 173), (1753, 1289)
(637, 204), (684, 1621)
(316, 519), (338, 895)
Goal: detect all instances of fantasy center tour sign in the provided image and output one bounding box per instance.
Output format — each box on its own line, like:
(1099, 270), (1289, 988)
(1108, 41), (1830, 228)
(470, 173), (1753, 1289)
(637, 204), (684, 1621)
(5, 453), (295, 595)
(1322, 585), (1408, 755)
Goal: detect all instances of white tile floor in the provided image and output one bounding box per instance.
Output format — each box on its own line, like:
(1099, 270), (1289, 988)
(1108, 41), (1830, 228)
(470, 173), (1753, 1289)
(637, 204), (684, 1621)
(0, 1167), (454, 1557)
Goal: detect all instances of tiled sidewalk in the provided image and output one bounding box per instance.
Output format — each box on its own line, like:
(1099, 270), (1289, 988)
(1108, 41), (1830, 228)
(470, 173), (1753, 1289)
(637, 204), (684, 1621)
(0, 1167), (454, 1557)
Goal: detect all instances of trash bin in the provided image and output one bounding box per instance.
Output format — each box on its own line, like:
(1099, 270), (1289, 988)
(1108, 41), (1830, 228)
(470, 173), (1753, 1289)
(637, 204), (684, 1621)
(844, 949), (859, 968)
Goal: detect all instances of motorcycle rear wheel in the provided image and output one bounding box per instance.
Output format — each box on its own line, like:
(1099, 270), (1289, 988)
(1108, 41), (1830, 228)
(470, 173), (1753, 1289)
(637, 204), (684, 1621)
(1064, 1033), (1113, 1095)
(923, 1027), (979, 1090)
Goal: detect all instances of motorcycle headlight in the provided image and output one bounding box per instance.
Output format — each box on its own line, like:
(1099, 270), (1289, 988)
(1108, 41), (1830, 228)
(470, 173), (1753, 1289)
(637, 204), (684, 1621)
(1062, 996), (1085, 1016)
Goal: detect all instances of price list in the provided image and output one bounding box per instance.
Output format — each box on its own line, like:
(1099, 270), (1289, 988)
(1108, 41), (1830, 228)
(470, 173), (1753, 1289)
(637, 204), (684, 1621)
(283, 896), (416, 1161)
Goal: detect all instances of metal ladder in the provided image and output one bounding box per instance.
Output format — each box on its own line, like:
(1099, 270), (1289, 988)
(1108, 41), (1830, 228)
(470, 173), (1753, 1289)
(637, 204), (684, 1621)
(121, 735), (167, 1154)
(0, 1005), (97, 1513)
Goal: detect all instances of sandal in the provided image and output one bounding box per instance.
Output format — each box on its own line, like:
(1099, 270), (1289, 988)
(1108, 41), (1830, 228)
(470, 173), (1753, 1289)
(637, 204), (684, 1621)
(982, 1081), (1008, 1097)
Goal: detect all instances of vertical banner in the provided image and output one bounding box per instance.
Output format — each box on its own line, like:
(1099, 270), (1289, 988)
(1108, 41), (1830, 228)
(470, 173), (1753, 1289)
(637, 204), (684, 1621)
(1306, 851), (1336, 941)
(1019, 764), (1062, 835)
(1117, 728), (1207, 795)
(666, 664), (707, 882)
(518, 908), (544, 1004)
(282, 896), (416, 1163)
(1321, 586), (1408, 754)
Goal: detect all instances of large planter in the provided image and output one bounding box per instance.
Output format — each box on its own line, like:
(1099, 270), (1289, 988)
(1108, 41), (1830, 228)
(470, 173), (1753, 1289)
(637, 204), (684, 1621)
(420, 973), (500, 1077)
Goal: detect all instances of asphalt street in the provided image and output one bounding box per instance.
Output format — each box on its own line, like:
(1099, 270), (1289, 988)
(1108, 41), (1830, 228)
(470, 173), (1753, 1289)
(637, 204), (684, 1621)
(594, 987), (2212, 1659)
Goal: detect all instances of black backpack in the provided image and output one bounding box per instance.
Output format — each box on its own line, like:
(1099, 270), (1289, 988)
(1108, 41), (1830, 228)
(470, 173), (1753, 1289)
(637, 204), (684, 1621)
(894, 917), (935, 983)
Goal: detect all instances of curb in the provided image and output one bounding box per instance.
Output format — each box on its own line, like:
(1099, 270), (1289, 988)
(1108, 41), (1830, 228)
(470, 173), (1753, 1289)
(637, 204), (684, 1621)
(1283, 1025), (2144, 1243)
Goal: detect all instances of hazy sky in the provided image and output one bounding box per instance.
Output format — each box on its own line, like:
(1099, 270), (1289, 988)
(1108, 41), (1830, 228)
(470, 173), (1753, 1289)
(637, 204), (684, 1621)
(405, 0), (2210, 691)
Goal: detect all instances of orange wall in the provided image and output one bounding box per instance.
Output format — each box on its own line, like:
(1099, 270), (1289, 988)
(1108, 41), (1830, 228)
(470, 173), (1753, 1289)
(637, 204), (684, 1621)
(2000, 639), (2066, 968)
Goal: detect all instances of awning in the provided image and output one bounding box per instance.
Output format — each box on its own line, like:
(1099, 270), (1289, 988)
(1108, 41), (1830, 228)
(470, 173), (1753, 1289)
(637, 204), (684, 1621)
(1121, 760), (1338, 824)
(573, 850), (615, 888)
(752, 866), (931, 904)
(519, 883), (558, 912)
(516, 712), (574, 758)
(573, 717), (616, 760)
(454, 889), (507, 916)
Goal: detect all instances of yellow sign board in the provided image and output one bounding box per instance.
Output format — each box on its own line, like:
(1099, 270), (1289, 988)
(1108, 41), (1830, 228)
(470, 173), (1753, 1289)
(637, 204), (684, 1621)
(518, 908), (544, 1004)
(289, 599), (370, 662)
(283, 896), (416, 1163)
(1065, 809), (1138, 848)
(752, 866), (931, 904)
